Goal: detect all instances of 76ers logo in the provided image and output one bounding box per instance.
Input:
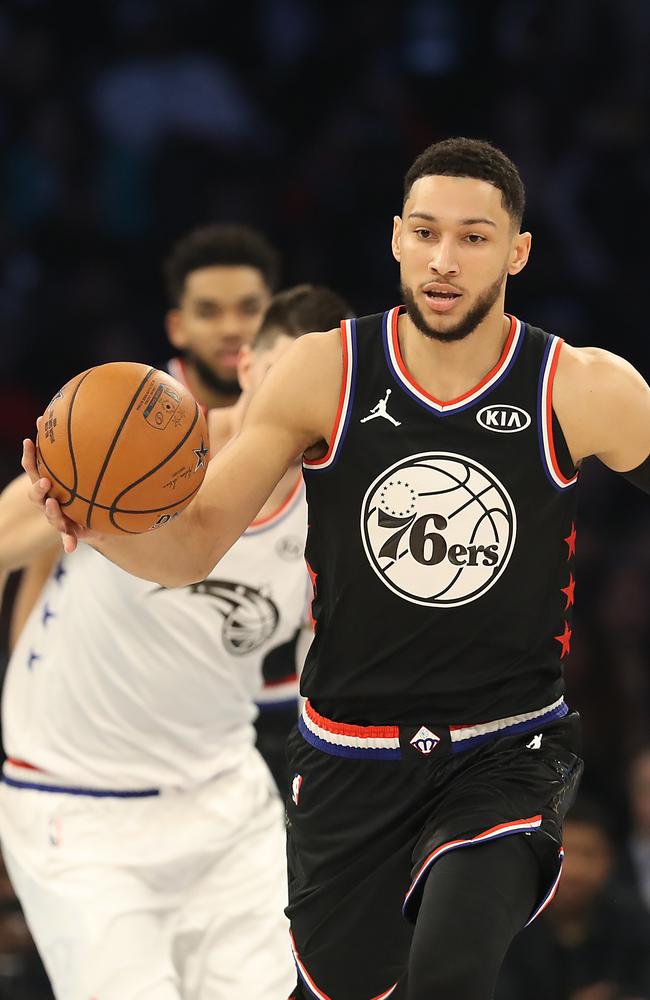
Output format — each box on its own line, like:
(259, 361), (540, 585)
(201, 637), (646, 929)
(361, 452), (516, 607)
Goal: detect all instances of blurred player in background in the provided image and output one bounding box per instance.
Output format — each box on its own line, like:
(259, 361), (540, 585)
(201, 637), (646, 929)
(0, 282), (352, 1000)
(162, 222), (279, 409)
(8, 221), (299, 787)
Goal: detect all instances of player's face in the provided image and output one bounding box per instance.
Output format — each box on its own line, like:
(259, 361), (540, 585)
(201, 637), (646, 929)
(392, 175), (531, 343)
(166, 266), (271, 388)
(239, 332), (295, 396)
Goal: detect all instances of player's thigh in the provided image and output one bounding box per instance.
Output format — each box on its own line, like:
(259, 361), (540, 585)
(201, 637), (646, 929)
(407, 835), (539, 1000)
(3, 844), (180, 1000)
(176, 791), (294, 1000)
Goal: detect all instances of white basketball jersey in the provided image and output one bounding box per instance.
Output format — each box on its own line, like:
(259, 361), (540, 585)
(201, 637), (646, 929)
(2, 479), (309, 791)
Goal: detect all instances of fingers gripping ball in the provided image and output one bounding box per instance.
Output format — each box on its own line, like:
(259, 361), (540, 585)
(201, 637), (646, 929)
(35, 363), (209, 534)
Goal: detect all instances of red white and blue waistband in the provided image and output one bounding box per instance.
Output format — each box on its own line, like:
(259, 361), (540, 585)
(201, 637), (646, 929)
(299, 701), (401, 760)
(2, 759), (159, 798)
(299, 697), (568, 760)
(449, 696), (568, 751)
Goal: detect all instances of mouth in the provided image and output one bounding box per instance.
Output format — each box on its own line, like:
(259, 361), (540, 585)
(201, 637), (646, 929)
(422, 286), (463, 314)
(216, 347), (242, 367)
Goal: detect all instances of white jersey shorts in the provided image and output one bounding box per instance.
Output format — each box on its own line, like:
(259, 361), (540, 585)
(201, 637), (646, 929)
(0, 745), (294, 1000)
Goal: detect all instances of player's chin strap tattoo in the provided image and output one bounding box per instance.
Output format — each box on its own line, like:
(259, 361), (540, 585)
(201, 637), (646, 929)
(621, 453), (650, 494)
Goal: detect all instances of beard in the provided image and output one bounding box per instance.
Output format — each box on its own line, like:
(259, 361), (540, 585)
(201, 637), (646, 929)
(401, 272), (505, 344)
(182, 350), (241, 398)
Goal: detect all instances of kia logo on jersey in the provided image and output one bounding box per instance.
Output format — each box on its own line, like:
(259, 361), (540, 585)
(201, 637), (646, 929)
(476, 404), (531, 433)
(360, 452), (516, 607)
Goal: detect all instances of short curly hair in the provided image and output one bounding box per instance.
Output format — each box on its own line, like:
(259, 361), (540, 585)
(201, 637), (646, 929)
(403, 137), (525, 228)
(164, 224), (280, 306)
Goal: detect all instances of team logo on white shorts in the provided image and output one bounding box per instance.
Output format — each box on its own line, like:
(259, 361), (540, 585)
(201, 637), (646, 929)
(360, 452), (516, 607)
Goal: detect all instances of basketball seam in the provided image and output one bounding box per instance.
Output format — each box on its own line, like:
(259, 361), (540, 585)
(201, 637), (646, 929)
(105, 483), (203, 533)
(36, 371), (94, 506)
(85, 367), (156, 528)
(108, 401), (202, 531)
(66, 370), (94, 504)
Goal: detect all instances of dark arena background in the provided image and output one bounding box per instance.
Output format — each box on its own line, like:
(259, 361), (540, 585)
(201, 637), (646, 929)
(1, 1), (650, 997)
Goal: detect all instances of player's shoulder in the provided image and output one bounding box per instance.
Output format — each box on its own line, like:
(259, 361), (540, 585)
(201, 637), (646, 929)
(557, 342), (646, 397)
(266, 328), (343, 393)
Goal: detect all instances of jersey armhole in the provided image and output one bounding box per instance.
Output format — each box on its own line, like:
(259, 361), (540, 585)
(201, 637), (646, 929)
(538, 337), (579, 490)
(303, 319), (356, 471)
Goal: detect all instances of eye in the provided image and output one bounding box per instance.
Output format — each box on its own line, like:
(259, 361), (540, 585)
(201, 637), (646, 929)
(415, 228), (434, 240)
(464, 234), (486, 244)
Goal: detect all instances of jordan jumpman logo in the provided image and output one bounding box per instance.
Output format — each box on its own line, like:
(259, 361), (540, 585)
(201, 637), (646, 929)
(360, 389), (401, 427)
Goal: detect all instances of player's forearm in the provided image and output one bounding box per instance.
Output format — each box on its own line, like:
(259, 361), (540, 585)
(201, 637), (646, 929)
(90, 499), (220, 587)
(0, 474), (60, 572)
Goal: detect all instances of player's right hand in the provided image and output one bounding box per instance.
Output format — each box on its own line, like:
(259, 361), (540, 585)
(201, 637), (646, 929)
(21, 439), (91, 554)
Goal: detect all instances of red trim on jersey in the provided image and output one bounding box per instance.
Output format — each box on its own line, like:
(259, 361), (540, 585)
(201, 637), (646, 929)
(305, 559), (318, 629)
(6, 758), (43, 773)
(303, 321), (349, 467)
(390, 310), (517, 407)
(168, 357), (208, 416)
(305, 699), (399, 740)
(249, 473), (303, 529)
(405, 814), (543, 908)
(545, 339), (577, 485)
(263, 672), (298, 688)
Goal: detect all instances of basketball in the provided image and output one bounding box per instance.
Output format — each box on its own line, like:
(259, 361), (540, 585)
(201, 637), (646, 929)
(35, 362), (210, 534)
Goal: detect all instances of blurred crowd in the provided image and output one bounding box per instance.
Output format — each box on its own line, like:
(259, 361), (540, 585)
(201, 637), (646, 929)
(1, 0), (650, 996)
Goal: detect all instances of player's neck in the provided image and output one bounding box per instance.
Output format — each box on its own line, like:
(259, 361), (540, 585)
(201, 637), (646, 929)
(181, 360), (240, 411)
(398, 309), (511, 403)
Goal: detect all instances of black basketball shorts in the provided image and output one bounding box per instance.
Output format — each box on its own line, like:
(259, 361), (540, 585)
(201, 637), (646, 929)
(285, 699), (583, 1000)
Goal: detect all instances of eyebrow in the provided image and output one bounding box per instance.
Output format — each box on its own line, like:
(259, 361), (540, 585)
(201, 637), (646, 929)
(193, 295), (263, 307)
(407, 212), (497, 228)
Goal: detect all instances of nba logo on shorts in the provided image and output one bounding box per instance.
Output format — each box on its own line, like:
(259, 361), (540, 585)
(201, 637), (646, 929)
(410, 726), (441, 755)
(360, 452), (516, 608)
(292, 773), (303, 806)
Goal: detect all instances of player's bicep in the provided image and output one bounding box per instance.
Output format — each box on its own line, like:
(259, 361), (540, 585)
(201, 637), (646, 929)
(591, 358), (650, 471)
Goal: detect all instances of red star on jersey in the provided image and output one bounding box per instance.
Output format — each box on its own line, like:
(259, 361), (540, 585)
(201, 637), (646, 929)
(305, 559), (318, 630)
(554, 621), (572, 659)
(561, 573), (575, 610)
(564, 523), (577, 559)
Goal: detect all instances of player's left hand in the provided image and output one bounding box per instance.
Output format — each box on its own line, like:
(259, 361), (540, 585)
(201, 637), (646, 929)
(21, 438), (96, 553)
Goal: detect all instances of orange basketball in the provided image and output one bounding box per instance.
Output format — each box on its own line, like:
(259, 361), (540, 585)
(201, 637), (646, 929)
(35, 363), (209, 534)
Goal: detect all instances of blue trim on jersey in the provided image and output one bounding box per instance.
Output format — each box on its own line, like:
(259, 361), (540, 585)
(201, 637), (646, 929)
(536, 336), (577, 492)
(298, 717), (402, 761)
(537, 335), (560, 490)
(2, 776), (160, 798)
(256, 697), (299, 712)
(382, 310), (525, 417)
(303, 319), (358, 473)
(451, 701), (569, 753)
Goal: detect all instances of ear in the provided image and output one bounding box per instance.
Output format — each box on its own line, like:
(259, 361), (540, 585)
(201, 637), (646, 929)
(391, 216), (402, 263)
(165, 309), (188, 350)
(237, 345), (254, 393)
(508, 231), (532, 276)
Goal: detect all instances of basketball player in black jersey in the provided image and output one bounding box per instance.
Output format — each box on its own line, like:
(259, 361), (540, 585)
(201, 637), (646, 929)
(25, 138), (650, 1000)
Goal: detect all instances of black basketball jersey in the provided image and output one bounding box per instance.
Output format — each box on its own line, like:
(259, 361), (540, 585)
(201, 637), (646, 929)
(301, 307), (579, 725)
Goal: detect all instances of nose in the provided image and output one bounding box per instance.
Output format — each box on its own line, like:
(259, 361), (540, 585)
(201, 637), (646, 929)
(428, 237), (459, 277)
